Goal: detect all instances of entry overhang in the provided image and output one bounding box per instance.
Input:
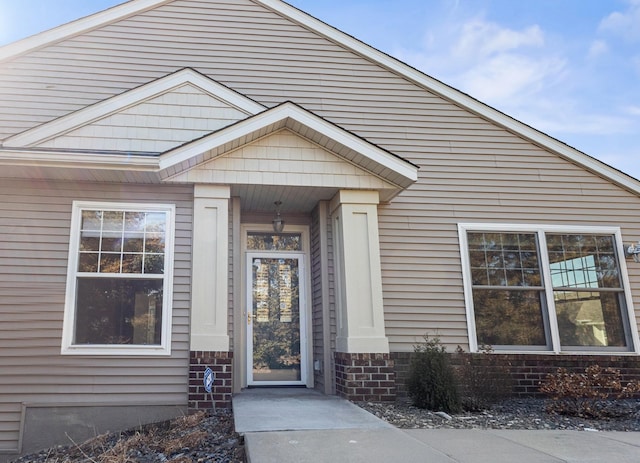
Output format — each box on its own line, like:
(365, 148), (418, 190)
(159, 102), (418, 201)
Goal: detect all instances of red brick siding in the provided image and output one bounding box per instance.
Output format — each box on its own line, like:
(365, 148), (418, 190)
(392, 352), (640, 399)
(189, 351), (233, 410)
(335, 353), (396, 402)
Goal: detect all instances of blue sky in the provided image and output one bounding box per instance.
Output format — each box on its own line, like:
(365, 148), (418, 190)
(1, 0), (639, 180)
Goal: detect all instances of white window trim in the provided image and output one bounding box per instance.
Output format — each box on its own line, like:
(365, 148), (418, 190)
(61, 201), (175, 356)
(458, 223), (640, 355)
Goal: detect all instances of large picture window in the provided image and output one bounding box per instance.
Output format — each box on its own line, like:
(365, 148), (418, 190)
(459, 224), (638, 353)
(62, 202), (175, 355)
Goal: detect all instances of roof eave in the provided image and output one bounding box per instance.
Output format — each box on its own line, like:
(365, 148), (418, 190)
(0, 148), (159, 171)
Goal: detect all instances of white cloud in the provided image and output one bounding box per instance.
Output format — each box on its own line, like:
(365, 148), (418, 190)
(452, 20), (544, 59)
(458, 53), (565, 103)
(624, 105), (640, 116)
(599, 0), (640, 41)
(396, 17), (565, 107)
(588, 40), (609, 59)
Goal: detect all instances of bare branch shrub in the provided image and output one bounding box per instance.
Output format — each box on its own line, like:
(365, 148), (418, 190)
(539, 365), (640, 419)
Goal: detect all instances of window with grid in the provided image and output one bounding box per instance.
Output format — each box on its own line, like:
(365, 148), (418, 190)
(460, 225), (635, 353)
(62, 202), (174, 355)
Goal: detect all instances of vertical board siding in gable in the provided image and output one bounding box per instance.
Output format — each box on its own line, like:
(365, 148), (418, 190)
(0, 178), (192, 450)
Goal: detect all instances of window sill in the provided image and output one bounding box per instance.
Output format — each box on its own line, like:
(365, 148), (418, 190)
(61, 345), (171, 356)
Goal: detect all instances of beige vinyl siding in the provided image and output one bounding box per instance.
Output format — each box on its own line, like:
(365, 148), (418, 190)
(0, 178), (192, 450)
(0, 0), (639, 359)
(379, 142), (640, 352)
(0, 403), (20, 452)
(38, 84), (248, 153)
(1, 0), (480, 145)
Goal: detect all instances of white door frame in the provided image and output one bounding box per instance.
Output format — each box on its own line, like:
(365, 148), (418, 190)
(241, 224), (312, 388)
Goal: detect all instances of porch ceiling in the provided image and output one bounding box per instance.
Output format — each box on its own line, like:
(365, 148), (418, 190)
(232, 184), (336, 213)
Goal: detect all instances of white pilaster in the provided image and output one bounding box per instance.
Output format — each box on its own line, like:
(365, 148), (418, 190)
(190, 184), (231, 352)
(330, 190), (389, 353)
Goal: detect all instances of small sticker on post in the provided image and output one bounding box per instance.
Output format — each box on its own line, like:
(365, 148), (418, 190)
(204, 367), (214, 393)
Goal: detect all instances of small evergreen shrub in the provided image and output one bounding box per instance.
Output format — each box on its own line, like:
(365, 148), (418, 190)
(455, 345), (513, 411)
(539, 365), (640, 419)
(406, 335), (461, 413)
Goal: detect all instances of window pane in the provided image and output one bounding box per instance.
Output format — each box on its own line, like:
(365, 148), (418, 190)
(123, 233), (144, 252)
(80, 231), (100, 252)
(100, 253), (121, 273)
(81, 210), (102, 230)
(145, 212), (166, 233)
(145, 233), (165, 253)
(78, 253), (99, 272)
(144, 255), (165, 274)
(547, 234), (621, 289)
(473, 289), (547, 346)
(103, 211), (124, 231)
(555, 291), (627, 348)
(77, 209), (168, 276)
(122, 254), (143, 273)
(101, 232), (122, 252)
(75, 278), (163, 345)
(247, 233), (302, 251)
(124, 212), (146, 232)
(467, 232), (540, 287)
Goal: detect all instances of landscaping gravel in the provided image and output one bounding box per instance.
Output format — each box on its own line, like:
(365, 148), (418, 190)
(11, 410), (244, 463)
(357, 398), (640, 432)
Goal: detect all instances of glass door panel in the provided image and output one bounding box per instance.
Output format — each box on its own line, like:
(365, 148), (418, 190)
(248, 255), (302, 384)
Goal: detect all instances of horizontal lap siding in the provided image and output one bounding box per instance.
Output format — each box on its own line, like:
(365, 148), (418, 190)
(0, 0), (639, 360)
(0, 179), (193, 450)
(380, 143), (640, 352)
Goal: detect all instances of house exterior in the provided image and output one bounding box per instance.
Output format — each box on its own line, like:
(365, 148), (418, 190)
(1, 0), (640, 457)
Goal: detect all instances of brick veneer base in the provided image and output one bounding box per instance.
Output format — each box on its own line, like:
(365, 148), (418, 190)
(335, 352), (396, 402)
(392, 352), (640, 400)
(189, 351), (233, 410)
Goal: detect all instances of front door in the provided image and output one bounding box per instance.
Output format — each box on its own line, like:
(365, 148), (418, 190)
(247, 252), (307, 385)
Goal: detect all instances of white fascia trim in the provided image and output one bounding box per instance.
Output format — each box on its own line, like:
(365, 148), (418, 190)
(0, 149), (159, 170)
(0, 0), (172, 62)
(160, 102), (418, 183)
(259, 0), (640, 195)
(4, 69), (266, 148)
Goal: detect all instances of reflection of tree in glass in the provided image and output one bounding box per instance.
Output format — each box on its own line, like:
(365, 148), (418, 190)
(247, 233), (301, 251)
(75, 278), (163, 345)
(474, 289), (547, 346)
(77, 210), (166, 275)
(252, 258), (300, 371)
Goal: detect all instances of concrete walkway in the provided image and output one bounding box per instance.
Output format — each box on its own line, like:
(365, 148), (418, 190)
(233, 388), (640, 463)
